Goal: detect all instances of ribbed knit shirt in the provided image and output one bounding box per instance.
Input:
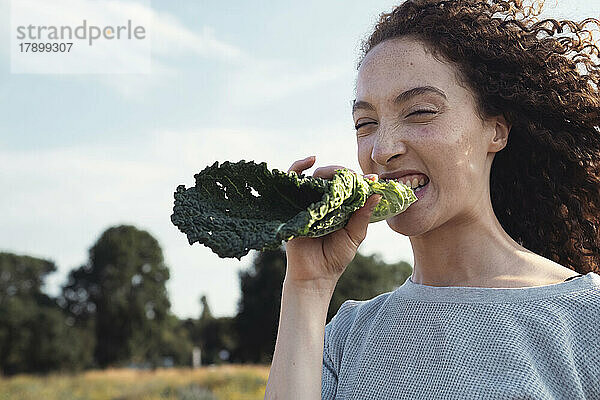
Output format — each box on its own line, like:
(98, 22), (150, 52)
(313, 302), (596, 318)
(322, 272), (600, 399)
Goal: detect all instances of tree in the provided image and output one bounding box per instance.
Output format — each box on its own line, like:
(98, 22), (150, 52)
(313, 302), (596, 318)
(61, 225), (174, 367)
(0, 252), (93, 375)
(183, 295), (238, 365)
(139, 313), (193, 367)
(233, 248), (286, 363)
(199, 295), (213, 322)
(328, 252), (412, 322)
(232, 246), (412, 363)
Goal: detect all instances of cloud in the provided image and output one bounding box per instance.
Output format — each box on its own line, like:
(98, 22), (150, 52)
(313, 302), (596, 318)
(5, 0), (352, 102)
(92, 2), (247, 98)
(4, 0), (246, 97)
(224, 60), (352, 107)
(151, 20), (243, 62)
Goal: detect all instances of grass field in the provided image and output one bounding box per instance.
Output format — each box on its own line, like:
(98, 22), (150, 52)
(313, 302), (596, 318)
(0, 365), (270, 400)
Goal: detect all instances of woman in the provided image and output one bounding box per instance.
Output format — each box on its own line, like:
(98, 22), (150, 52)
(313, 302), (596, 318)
(265, 0), (600, 398)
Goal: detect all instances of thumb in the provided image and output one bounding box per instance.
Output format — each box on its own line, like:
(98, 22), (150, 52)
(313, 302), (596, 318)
(343, 194), (382, 247)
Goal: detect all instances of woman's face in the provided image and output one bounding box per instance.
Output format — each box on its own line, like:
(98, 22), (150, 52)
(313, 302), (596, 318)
(354, 37), (507, 237)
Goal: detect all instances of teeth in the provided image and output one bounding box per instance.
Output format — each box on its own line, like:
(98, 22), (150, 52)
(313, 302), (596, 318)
(393, 176), (428, 189)
(400, 178), (420, 189)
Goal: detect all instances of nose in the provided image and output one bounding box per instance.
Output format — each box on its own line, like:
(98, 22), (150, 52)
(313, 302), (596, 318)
(370, 122), (407, 165)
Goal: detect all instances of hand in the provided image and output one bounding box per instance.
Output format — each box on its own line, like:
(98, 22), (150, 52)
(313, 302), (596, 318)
(283, 156), (382, 290)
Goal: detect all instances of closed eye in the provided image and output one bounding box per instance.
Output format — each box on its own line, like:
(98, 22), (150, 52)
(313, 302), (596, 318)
(354, 121), (377, 130)
(407, 110), (436, 117)
(355, 109), (436, 130)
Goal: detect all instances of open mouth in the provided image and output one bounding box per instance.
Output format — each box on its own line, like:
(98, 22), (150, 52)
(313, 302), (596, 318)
(382, 175), (430, 192)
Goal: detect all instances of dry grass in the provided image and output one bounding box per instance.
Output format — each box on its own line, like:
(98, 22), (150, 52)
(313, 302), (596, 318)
(0, 365), (270, 400)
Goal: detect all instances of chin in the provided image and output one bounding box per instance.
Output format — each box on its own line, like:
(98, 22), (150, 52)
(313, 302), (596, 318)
(385, 213), (427, 237)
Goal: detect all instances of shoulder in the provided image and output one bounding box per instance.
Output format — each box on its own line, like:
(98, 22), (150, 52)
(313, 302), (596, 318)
(562, 272), (600, 303)
(329, 290), (394, 326)
(562, 272), (600, 318)
(324, 290), (396, 352)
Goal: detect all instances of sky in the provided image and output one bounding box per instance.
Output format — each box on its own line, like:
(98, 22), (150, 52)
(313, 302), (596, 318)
(1, 0), (598, 318)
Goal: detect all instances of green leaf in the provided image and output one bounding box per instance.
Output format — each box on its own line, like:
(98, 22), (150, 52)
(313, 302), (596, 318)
(170, 160), (417, 259)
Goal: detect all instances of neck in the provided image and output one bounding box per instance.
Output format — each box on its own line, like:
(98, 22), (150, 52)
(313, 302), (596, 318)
(408, 195), (544, 287)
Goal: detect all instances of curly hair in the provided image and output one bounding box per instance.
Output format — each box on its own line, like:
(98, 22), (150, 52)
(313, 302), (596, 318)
(356, 0), (600, 274)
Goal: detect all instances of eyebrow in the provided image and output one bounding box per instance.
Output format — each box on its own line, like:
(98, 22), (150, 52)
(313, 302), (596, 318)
(352, 86), (447, 115)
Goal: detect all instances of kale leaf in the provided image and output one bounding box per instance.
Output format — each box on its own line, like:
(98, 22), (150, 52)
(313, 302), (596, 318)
(170, 160), (417, 259)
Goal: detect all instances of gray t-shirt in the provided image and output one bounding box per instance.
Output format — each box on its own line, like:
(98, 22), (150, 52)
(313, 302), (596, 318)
(322, 272), (600, 399)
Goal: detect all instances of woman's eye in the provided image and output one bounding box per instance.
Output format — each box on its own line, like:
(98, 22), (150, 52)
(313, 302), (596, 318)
(354, 121), (377, 130)
(354, 110), (435, 130)
(407, 110), (436, 117)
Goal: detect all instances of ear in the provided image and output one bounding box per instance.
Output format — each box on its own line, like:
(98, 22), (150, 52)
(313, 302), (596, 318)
(488, 114), (511, 153)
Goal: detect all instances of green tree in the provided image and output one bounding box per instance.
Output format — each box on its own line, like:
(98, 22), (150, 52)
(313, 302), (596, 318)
(233, 248), (286, 363)
(232, 246), (411, 363)
(61, 225), (175, 367)
(184, 295), (237, 365)
(0, 252), (93, 375)
(135, 313), (193, 367)
(328, 252), (412, 322)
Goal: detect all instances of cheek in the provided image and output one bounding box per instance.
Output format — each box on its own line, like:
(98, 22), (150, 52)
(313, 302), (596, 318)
(416, 125), (475, 186)
(437, 130), (484, 191)
(356, 137), (373, 173)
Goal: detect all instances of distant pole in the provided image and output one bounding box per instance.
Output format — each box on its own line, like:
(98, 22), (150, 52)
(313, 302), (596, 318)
(192, 346), (202, 369)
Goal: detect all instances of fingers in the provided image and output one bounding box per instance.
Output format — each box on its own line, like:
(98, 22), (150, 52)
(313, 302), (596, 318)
(287, 157), (356, 180)
(342, 194), (382, 248)
(313, 165), (355, 179)
(287, 156), (316, 174)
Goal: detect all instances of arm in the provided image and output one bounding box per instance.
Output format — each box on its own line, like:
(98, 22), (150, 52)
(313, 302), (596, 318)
(265, 157), (381, 399)
(264, 277), (334, 400)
